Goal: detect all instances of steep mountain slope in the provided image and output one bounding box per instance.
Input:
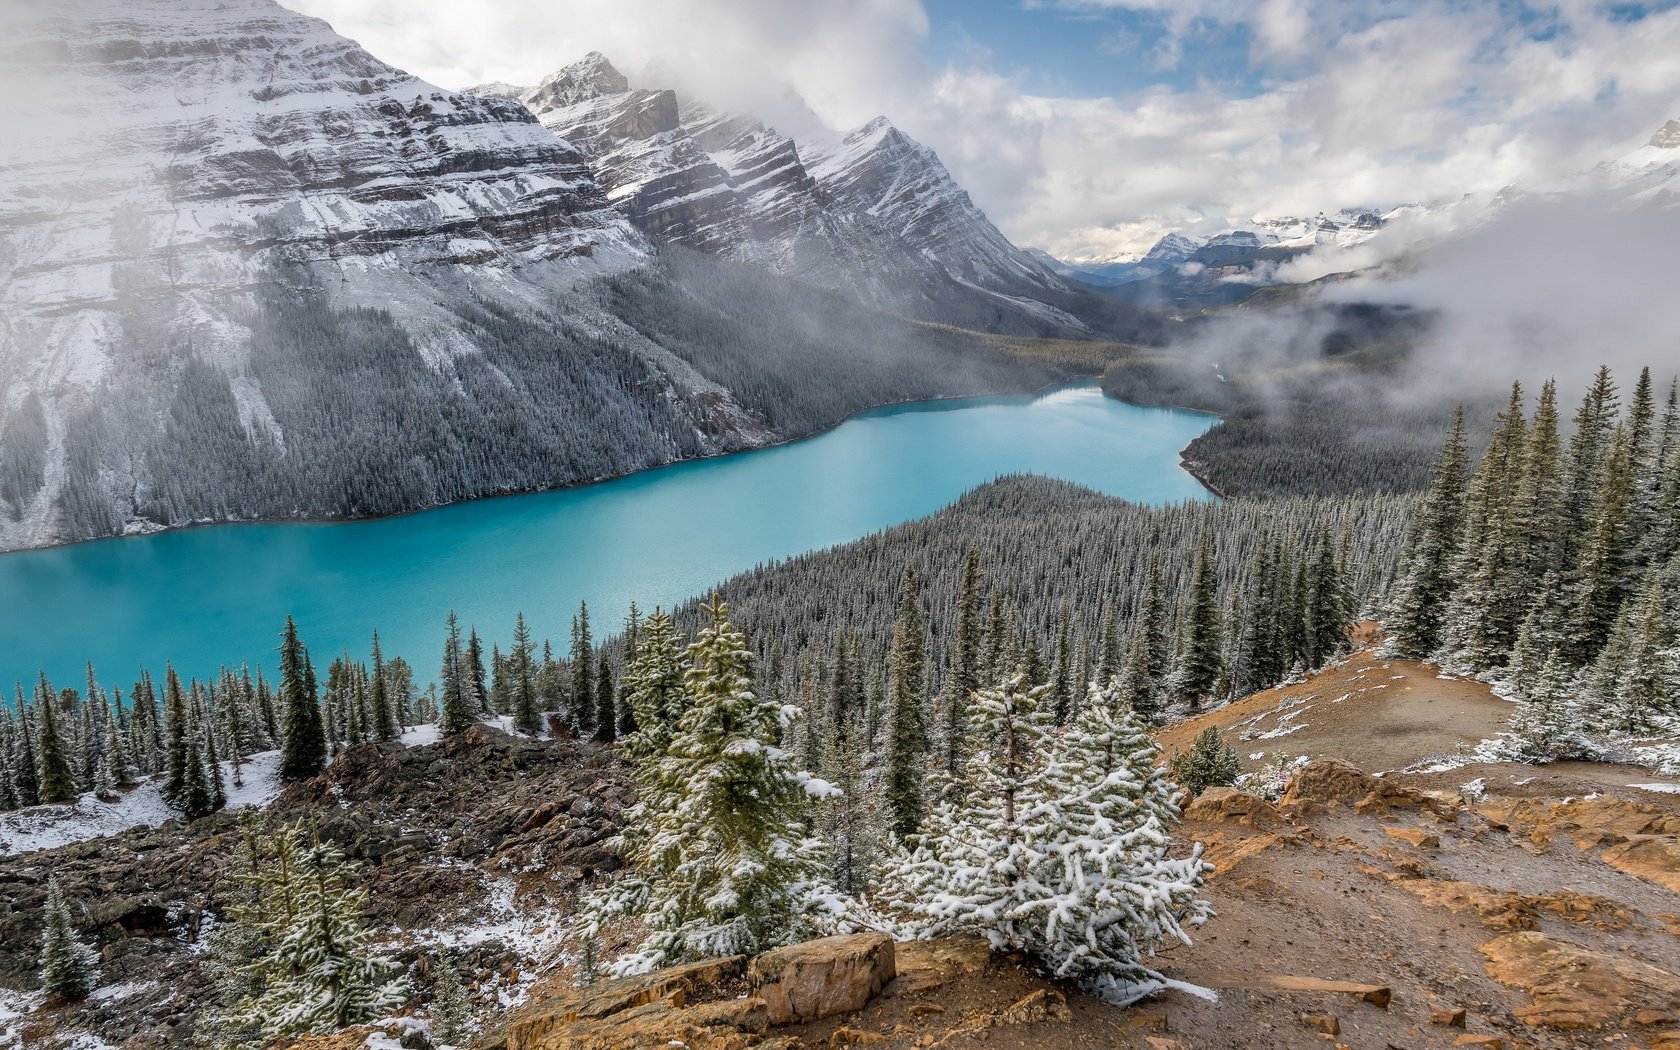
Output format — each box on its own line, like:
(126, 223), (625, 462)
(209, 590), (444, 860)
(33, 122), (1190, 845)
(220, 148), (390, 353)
(477, 55), (1103, 335)
(0, 0), (1072, 554)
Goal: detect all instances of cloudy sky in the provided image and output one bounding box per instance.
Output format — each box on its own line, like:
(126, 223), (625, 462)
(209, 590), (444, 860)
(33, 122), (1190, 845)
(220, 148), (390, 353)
(289, 0), (1680, 262)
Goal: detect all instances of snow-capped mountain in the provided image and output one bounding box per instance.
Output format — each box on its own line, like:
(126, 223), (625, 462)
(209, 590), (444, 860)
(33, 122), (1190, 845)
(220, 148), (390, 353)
(478, 54), (1078, 329)
(1040, 210), (1389, 289)
(1591, 118), (1680, 203)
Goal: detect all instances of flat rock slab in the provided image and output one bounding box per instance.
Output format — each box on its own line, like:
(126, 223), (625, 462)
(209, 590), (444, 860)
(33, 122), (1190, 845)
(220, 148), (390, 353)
(1479, 930), (1680, 1029)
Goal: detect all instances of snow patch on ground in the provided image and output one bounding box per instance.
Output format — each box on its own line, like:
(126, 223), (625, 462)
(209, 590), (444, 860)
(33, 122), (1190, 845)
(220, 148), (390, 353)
(408, 870), (570, 1007)
(1629, 783), (1680, 794)
(0, 751), (282, 857)
(401, 722), (442, 748)
(0, 989), (38, 1050)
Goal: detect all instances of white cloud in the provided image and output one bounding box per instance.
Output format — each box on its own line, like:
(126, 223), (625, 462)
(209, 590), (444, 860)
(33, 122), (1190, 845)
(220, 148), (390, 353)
(285, 0), (1680, 261)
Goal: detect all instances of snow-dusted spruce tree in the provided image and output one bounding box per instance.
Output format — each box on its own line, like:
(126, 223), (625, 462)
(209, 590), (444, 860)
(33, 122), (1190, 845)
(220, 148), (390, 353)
(616, 608), (688, 762)
(221, 817), (404, 1039)
(878, 676), (1209, 1004)
(1505, 653), (1601, 762)
(581, 595), (838, 974)
(428, 960), (475, 1047)
(1026, 681), (1211, 1001)
(40, 877), (99, 1002)
(1170, 726), (1240, 799)
(877, 672), (1054, 958)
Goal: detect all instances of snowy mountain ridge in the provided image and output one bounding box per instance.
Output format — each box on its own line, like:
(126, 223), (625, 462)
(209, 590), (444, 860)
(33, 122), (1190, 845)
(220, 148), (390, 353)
(477, 53), (1078, 328)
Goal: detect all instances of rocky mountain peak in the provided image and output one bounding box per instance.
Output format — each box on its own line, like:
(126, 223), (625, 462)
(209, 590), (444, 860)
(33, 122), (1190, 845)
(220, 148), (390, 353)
(1650, 118), (1680, 150)
(526, 50), (631, 114)
(1142, 232), (1201, 264)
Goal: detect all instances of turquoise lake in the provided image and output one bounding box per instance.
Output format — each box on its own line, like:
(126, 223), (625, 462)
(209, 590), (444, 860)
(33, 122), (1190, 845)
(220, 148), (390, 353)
(0, 382), (1216, 688)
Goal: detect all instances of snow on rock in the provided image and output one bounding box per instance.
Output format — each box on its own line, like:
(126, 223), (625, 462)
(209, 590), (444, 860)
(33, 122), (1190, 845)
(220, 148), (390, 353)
(0, 750), (283, 857)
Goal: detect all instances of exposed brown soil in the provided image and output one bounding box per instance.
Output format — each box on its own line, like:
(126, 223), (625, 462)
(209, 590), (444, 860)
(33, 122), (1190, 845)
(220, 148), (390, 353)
(1157, 642), (1518, 776)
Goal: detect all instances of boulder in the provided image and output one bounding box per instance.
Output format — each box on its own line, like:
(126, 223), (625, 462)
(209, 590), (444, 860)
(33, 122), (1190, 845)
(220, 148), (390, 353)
(1479, 931), (1680, 1029)
(1400, 879), (1631, 932)
(1280, 759), (1378, 807)
(1601, 834), (1680, 894)
(1183, 786), (1282, 827)
(748, 933), (896, 1024)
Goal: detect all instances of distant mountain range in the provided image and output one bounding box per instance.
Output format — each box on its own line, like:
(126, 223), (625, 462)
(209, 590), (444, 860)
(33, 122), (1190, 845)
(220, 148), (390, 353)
(1032, 120), (1678, 311)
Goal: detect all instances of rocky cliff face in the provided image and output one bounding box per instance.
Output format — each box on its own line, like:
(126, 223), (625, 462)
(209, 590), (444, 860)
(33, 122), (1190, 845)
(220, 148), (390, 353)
(481, 54), (1081, 332)
(0, 0), (642, 324)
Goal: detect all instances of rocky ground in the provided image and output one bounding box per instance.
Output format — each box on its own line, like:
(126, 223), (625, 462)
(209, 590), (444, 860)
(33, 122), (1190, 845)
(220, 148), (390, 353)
(6, 638), (1680, 1050)
(0, 726), (633, 1048)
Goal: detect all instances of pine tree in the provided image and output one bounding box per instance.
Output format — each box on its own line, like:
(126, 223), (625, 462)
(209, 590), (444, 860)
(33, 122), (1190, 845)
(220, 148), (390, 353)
(11, 685), (40, 807)
(885, 568), (927, 839)
(39, 877), (99, 1002)
(817, 694), (873, 897)
(162, 666), (190, 805)
(1025, 682), (1211, 1000)
(172, 681), (220, 820)
(941, 549), (984, 777)
(570, 602), (595, 732)
(1608, 578), (1675, 733)
(1304, 527), (1351, 667)
(1391, 406), (1470, 656)
(278, 618), (326, 781)
(1512, 379), (1566, 581)
(879, 672), (1053, 949)
(619, 608), (688, 761)
(466, 629), (490, 716)
(1173, 534), (1224, 708)
(33, 676), (77, 804)
(222, 819), (405, 1037)
(370, 631), (398, 742)
(879, 672), (1210, 1004)
(1136, 557), (1172, 693)
(1566, 424), (1636, 665)
(511, 613), (541, 737)
(1115, 625), (1160, 722)
(618, 604), (644, 739)
(1440, 383), (1529, 668)
(439, 613), (476, 736)
(1508, 653), (1598, 762)
(429, 960), (475, 1046)
(1169, 726), (1240, 799)
(581, 596), (834, 972)
(593, 658), (617, 743)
